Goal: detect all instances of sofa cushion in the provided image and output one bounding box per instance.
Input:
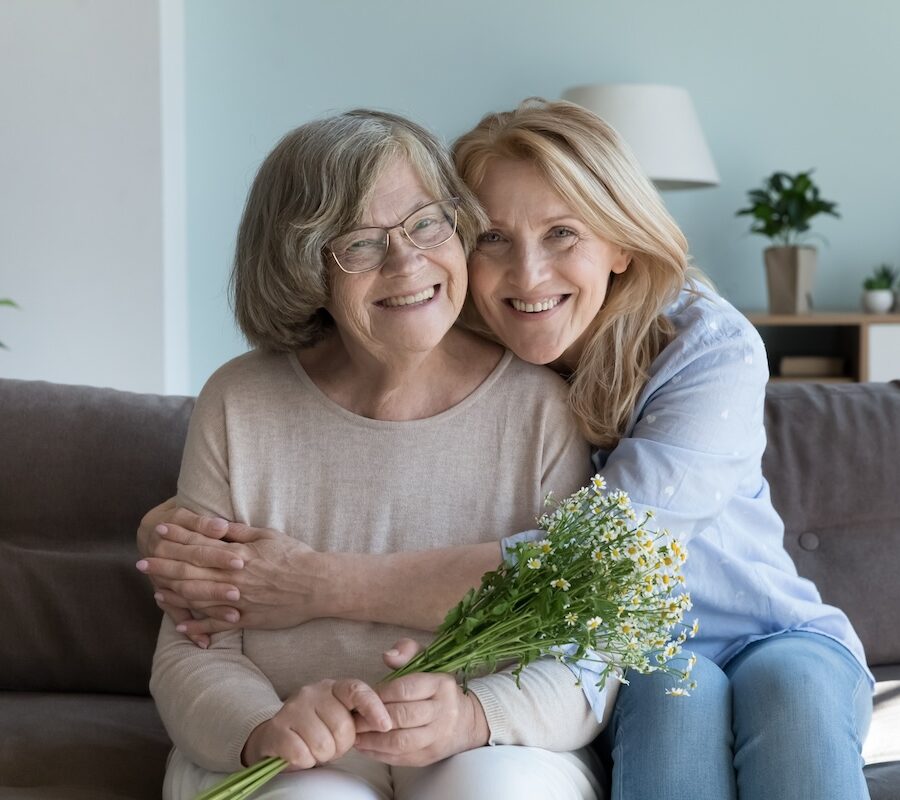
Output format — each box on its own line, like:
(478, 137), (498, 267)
(0, 692), (169, 798)
(866, 666), (900, 766)
(865, 761), (900, 800)
(763, 381), (900, 667)
(0, 379), (193, 694)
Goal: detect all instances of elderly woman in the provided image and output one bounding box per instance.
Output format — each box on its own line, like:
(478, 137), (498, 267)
(151, 109), (602, 800)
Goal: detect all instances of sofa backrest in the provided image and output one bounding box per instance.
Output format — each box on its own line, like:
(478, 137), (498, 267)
(0, 378), (193, 694)
(2, 377), (898, 694)
(763, 381), (900, 667)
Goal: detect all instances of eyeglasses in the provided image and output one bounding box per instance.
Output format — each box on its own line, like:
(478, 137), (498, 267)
(326, 198), (460, 274)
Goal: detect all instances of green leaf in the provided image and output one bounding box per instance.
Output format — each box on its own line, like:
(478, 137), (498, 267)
(737, 169), (839, 245)
(441, 603), (462, 630)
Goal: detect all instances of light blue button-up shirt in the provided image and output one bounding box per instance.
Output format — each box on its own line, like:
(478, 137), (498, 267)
(506, 286), (871, 715)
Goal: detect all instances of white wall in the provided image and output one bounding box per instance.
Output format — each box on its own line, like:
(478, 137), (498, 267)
(0, 0), (181, 394)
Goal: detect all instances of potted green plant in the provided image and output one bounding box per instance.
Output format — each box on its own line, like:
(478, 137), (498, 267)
(736, 170), (839, 314)
(0, 298), (18, 349)
(862, 264), (897, 314)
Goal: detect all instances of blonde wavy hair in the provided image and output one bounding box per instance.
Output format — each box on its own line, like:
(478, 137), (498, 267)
(454, 99), (705, 449)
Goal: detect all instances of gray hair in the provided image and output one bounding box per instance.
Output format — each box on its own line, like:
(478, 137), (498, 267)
(230, 109), (489, 351)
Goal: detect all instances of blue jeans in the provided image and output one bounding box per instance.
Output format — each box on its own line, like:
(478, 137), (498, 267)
(601, 632), (872, 800)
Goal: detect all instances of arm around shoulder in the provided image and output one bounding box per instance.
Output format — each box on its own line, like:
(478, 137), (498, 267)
(596, 321), (770, 541)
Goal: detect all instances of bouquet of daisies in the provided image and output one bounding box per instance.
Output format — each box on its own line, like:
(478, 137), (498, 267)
(193, 475), (698, 800)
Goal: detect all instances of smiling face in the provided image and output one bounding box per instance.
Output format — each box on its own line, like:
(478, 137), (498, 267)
(325, 158), (468, 364)
(467, 159), (630, 368)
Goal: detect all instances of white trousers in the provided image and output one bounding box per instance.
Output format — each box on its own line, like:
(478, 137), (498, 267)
(164, 745), (601, 800)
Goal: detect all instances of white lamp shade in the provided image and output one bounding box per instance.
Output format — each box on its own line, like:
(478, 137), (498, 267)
(562, 83), (719, 190)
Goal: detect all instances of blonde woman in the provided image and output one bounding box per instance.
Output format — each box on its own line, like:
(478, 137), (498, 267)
(138, 101), (872, 799)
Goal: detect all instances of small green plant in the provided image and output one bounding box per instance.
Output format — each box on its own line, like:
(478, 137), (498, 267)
(0, 298), (19, 350)
(863, 264), (897, 291)
(736, 170), (840, 246)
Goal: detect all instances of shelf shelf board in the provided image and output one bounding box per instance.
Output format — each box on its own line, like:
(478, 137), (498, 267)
(769, 376), (855, 384)
(743, 311), (900, 326)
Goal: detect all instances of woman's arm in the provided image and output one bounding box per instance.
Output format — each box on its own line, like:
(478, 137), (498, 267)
(151, 618), (284, 771)
(139, 356), (590, 641)
(149, 378), (290, 771)
(465, 658), (610, 750)
(138, 505), (504, 635)
(153, 615), (392, 772)
(590, 311), (771, 544)
(359, 653), (608, 761)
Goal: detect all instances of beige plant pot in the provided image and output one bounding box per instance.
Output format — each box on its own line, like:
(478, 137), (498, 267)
(764, 246), (817, 314)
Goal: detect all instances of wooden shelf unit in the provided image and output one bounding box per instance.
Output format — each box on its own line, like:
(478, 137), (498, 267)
(743, 311), (900, 383)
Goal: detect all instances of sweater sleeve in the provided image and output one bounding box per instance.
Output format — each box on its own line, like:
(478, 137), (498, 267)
(466, 657), (614, 750)
(149, 377), (283, 772)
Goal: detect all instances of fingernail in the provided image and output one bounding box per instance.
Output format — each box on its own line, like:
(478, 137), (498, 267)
(226, 589), (240, 601)
(385, 649), (399, 658)
(136, 560), (149, 572)
(229, 559), (245, 570)
(225, 611), (239, 623)
(155, 525), (168, 535)
(196, 639), (208, 649)
(176, 624), (187, 633)
(210, 518), (228, 531)
(153, 592), (164, 603)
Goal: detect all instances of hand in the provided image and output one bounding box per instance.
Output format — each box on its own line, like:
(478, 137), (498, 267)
(136, 499), (234, 648)
(242, 679), (392, 770)
(136, 505), (333, 638)
(354, 639), (490, 766)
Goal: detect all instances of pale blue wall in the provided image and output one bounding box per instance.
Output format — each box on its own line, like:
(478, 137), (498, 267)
(185, 0), (900, 391)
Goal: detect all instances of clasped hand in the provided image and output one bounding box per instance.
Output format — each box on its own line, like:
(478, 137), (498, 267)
(136, 501), (325, 646)
(245, 640), (489, 771)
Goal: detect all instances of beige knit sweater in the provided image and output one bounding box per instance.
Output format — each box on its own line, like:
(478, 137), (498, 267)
(150, 348), (597, 772)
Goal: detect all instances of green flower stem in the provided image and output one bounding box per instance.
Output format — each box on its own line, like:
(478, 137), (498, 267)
(193, 757), (286, 800)
(388, 612), (539, 678)
(229, 758), (289, 800)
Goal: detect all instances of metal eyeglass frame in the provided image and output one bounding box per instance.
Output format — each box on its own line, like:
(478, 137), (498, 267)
(326, 197), (460, 274)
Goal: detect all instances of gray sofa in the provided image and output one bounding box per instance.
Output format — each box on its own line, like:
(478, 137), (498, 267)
(1, 377), (898, 799)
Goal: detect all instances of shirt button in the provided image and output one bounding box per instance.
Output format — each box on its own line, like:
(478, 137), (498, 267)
(799, 532), (820, 551)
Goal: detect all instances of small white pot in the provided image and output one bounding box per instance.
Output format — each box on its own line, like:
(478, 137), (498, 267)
(861, 289), (895, 314)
